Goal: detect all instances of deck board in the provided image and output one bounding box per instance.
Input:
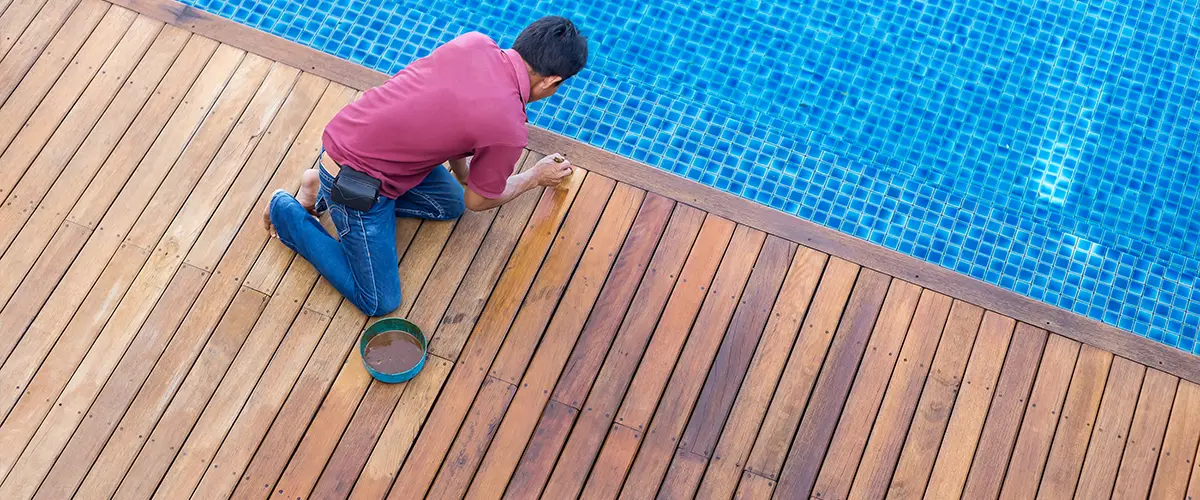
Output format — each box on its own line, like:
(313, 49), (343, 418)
(0, 2), (1197, 499)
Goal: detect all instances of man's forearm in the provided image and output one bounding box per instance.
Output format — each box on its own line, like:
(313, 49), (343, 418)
(468, 169), (537, 211)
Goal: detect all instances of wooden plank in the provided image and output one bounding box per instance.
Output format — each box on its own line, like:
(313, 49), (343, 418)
(921, 312), (1018, 500)
(1188, 441), (1200, 500)
(1036, 344), (1115, 498)
(0, 264), (205, 498)
(111, 0), (1200, 387)
(0, 23), (187, 256)
(958, 324), (1049, 499)
(806, 279), (923, 500)
(47, 82), (353, 500)
(996, 334), (1082, 500)
(845, 291), (954, 500)
(510, 204), (705, 499)
(0, 33), (214, 297)
(614, 227), (770, 497)
(270, 170), (533, 500)
(0, 240), (147, 420)
(424, 376), (518, 499)
(679, 236), (799, 459)
(742, 258), (861, 480)
(343, 356), (454, 500)
(0, 49), (259, 411)
(1149, 381), (1200, 499)
(1111, 368), (1179, 498)
(73, 285), (266, 499)
(463, 185), (655, 497)
(582, 422), (642, 500)
(733, 471), (776, 500)
(658, 449), (707, 500)
(1073, 357), (1146, 499)
(0, 61), (303, 489)
(886, 300), (985, 498)
(500, 400), (577, 500)
(0, 6), (138, 190)
(386, 169), (588, 499)
(0, 221), (92, 361)
(185, 304), (338, 500)
(539, 210), (727, 500)
(0, 0), (95, 105)
(0, 0), (53, 62)
(695, 247), (828, 500)
(772, 270), (895, 499)
(111, 259), (317, 499)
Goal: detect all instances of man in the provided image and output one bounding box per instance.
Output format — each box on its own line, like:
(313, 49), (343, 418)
(265, 16), (587, 317)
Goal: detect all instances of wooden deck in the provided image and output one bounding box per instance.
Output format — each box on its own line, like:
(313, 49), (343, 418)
(1, 0), (1198, 498)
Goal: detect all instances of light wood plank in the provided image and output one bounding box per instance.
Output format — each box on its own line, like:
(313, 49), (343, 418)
(997, 334), (1082, 500)
(922, 312), (1018, 500)
(887, 300), (985, 498)
(1149, 381), (1200, 500)
(0, 264), (205, 498)
(0, 0), (94, 104)
(1111, 368), (1179, 499)
(0, 23), (186, 255)
(658, 449), (707, 500)
(0, 6), (138, 191)
(773, 270), (895, 499)
(0, 0), (53, 62)
(501, 400), (578, 500)
(696, 247), (828, 500)
(743, 258), (861, 480)
(528, 205), (707, 499)
(733, 471), (776, 500)
(1074, 357), (1146, 499)
(543, 210), (725, 499)
(112, 258), (316, 499)
(583, 422), (642, 500)
(465, 185), (654, 497)
(807, 279), (922, 500)
(1036, 344), (1114, 499)
(617, 227), (770, 498)
(960, 324), (1050, 499)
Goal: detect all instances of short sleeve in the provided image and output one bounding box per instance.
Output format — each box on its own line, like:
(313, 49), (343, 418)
(467, 144), (522, 199)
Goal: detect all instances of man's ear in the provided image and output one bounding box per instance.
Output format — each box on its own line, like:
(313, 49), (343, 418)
(540, 75), (564, 90)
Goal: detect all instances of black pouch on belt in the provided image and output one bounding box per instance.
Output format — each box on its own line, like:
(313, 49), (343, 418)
(331, 168), (382, 212)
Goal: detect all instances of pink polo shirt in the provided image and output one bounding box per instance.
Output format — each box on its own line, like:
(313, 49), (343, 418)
(321, 32), (530, 199)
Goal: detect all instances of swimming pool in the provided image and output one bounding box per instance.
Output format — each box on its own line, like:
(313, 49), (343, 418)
(180, 0), (1200, 353)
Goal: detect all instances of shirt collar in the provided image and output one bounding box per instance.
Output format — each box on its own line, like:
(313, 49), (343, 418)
(503, 49), (532, 107)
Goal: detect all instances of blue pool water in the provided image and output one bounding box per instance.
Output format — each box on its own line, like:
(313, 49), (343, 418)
(181, 0), (1200, 353)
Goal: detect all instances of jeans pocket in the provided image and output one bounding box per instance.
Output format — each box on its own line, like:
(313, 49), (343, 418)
(330, 205), (351, 239)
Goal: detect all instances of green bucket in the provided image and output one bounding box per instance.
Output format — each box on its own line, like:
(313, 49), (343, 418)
(359, 318), (427, 383)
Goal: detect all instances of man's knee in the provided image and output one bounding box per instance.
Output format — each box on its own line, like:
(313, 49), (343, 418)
(444, 196), (466, 220)
(353, 291), (401, 318)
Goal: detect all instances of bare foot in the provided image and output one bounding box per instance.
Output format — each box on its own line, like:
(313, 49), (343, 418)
(296, 168), (320, 213)
(262, 194), (279, 238)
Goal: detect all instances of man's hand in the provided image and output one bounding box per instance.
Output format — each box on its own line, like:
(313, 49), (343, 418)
(532, 153), (573, 187)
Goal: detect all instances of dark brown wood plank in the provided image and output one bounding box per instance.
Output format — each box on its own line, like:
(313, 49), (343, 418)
(658, 449), (707, 500)
(742, 257), (860, 482)
(1074, 357), (1146, 499)
(509, 205), (706, 499)
(773, 270), (895, 499)
(886, 300), (984, 498)
(467, 186), (662, 497)
(922, 312), (1017, 500)
(386, 170), (588, 499)
(1149, 381), (1200, 499)
(1036, 344), (1114, 498)
(613, 225), (768, 497)
(997, 334), (1082, 500)
(809, 279), (922, 500)
(616, 228), (774, 496)
(733, 471), (776, 499)
(678, 236), (798, 458)
(1111, 368), (1178, 498)
(541, 213), (733, 499)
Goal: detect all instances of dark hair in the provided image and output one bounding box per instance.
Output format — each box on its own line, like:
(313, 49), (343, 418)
(513, 16), (588, 80)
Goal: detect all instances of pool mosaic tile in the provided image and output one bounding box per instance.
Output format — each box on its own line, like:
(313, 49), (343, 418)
(179, 0), (1199, 354)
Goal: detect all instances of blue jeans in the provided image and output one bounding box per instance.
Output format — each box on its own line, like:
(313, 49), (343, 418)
(269, 160), (466, 317)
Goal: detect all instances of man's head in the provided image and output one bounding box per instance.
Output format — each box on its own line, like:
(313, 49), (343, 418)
(513, 16), (588, 103)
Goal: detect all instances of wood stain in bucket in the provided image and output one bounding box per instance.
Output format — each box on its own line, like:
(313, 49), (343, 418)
(363, 331), (424, 374)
